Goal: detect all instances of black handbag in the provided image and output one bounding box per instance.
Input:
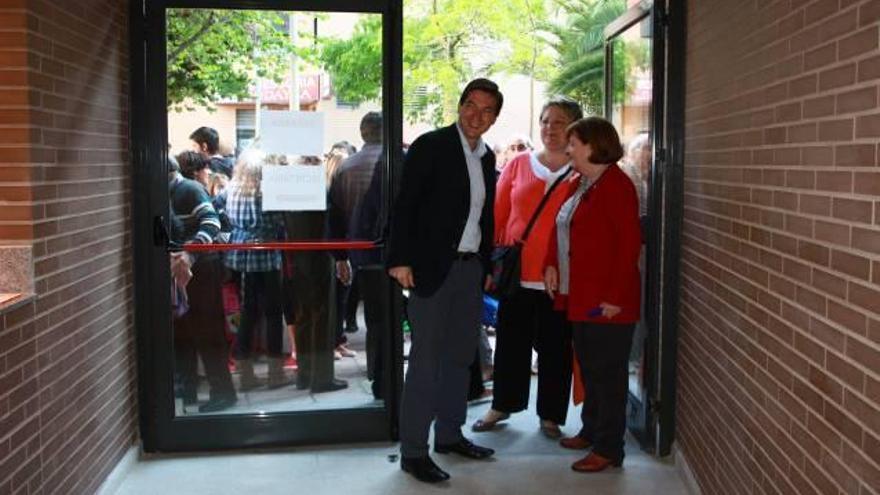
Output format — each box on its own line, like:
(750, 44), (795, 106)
(488, 169), (571, 299)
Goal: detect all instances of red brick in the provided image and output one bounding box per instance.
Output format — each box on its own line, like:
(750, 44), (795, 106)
(826, 351), (865, 391)
(764, 126), (787, 144)
(796, 285), (827, 313)
(808, 365), (843, 403)
(775, 102), (802, 122)
(773, 147), (801, 165)
(804, 95), (836, 118)
(774, 191), (799, 211)
(827, 299), (868, 335)
(819, 64), (857, 91)
(848, 282), (880, 316)
(806, 0), (840, 26)
(851, 227), (880, 255)
(858, 54), (880, 82)
(814, 220), (849, 245)
(832, 198), (874, 224)
(671, 2), (880, 494)
(812, 269), (848, 300)
(801, 145), (833, 166)
(837, 26), (879, 61)
(788, 122), (818, 142)
(798, 240), (829, 265)
(824, 399), (864, 446)
(785, 214), (813, 236)
(809, 317), (847, 352)
(800, 194), (832, 216)
(815, 171), (851, 192)
(786, 170), (816, 189)
(837, 87), (878, 115)
(796, 331), (826, 366)
(835, 144), (876, 167)
(789, 73), (819, 97)
(856, 113), (880, 138)
(818, 118), (854, 141)
(804, 42), (836, 71)
(831, 249), (872, 279)
(860, 0), (880, 27)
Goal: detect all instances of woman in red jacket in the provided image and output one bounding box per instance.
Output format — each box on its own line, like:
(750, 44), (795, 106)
(544, 117), (641, 472)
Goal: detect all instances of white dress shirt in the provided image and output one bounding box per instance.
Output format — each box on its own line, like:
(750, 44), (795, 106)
(455, 123), (487, 253)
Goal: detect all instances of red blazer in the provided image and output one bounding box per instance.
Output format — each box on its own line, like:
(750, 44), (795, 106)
(544, 164), (642, 323)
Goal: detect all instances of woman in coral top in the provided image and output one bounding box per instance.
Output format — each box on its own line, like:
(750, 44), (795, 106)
(472, 98), (583, 437)
(544, 117), (641, 472)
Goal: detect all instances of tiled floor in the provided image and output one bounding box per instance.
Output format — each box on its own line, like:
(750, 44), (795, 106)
(117, 306), (691, 494)
(116, 381), (691, 495)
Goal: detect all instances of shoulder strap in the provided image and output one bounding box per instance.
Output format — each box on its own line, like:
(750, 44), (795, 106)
(520, 168), (572, 242)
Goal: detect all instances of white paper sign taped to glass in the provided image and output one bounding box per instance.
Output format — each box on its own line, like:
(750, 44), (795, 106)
(259, 110), (324, 156)
(262, 165), (327, 211)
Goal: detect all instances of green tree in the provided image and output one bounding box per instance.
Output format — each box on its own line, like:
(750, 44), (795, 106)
(166, 9), (292, 111)
(545, 0), (625, 115)
(316, 16), (383, 105)
(317, 0), (555, 126)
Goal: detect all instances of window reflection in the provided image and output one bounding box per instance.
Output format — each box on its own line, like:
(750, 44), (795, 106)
(166, 9), (388, 417)
(609, 15), (652, 402)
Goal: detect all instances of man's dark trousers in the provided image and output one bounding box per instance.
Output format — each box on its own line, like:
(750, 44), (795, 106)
(399, 257), (483, 458)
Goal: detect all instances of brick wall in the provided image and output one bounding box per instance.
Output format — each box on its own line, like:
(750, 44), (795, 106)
(0, 1), (137, 494)
(679, 0), (879, 494)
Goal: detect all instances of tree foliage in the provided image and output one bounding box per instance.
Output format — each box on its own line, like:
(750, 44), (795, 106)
(317, 16), (383, 105)
(166, 9), (292, 111)
(167, 3), (646, 128)
(544, 0), (626, 115)
(317, 0), (556, 126)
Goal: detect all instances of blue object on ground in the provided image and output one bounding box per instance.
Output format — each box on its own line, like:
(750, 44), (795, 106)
(482, 293), (499, 327)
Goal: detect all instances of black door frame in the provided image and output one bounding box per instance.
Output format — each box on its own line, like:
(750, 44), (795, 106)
(602, 0), (685, 457)
(130, 0), (404, 452)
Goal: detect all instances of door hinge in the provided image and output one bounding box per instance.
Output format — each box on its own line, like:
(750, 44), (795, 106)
(655, 147), (667, 164)
(655, 7), (669, 27)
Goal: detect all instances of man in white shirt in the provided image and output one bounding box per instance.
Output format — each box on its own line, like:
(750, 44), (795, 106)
(387, 79), (503, 484)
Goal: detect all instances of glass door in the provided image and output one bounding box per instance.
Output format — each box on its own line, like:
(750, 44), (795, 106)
(604, 1), (663, 453)
(132, 0), (404, 451)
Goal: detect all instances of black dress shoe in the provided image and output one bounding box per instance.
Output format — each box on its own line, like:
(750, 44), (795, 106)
(400, 456), (450, 483)
(434, 437), (494, 459)
(198, 395), (237, 413)
(310, 378), (348, 393)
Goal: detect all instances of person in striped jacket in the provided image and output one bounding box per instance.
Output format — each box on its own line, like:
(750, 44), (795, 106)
(170, 151), (237, 413)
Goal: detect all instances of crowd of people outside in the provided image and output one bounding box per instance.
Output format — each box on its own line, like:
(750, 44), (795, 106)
(168, 119), (391, 413)
(166, 78), (650, 483)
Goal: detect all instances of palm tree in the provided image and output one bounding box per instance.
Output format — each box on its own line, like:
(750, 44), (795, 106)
(545, 0), (625, 115)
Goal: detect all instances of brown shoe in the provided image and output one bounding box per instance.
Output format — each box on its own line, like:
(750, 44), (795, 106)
(571, 452), (622, 472)
(559, 436), (592, 450)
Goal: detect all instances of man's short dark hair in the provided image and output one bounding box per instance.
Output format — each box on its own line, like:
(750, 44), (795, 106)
(189, 126), (220, 155)
(176, 150), (210, 180)
(540, 97), (584, 123)
(566, 117), (624, 165)
(360, 112), (383, 144)
(458, 78), (503, 115)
